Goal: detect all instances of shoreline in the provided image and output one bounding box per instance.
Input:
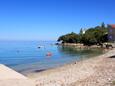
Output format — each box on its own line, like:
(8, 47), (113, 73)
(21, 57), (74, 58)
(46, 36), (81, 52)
(59, 43), (115, 49)
(18, 48), (105, 75)
(25, 48), (109, 77)
(0, 48), (114, 86)
(24, 48), (107, 76)
(26, 48), (115, 86)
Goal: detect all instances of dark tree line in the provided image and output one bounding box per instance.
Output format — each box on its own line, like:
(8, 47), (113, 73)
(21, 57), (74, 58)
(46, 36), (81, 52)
(57, 23), (108, 46)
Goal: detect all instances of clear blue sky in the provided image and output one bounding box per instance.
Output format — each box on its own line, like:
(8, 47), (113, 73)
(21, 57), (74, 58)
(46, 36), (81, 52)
(0, 0), (115, 41)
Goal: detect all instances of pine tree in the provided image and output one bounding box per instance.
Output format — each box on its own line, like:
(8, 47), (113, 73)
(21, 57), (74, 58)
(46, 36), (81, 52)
(101, 22), (105, 28)
(79, 28), (83, 35)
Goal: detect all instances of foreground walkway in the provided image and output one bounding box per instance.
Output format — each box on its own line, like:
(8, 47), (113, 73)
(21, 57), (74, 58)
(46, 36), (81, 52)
(27, 49), (115, 86)
(0, 64), (35, 86)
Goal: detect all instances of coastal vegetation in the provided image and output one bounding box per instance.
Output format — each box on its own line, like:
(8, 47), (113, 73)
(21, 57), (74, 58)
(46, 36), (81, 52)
(58, 23), (108, 46)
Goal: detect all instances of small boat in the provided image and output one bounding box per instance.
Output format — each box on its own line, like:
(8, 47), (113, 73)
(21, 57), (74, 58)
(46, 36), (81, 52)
(55, 43), (60, 45)
(38, 46), (44, 48)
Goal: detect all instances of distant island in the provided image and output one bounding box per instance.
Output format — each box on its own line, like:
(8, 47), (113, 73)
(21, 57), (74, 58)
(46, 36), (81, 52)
(57, 23), (112, 48)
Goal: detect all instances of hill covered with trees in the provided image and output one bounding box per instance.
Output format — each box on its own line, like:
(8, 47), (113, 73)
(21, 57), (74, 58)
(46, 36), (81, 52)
(57, 23), (108, 46)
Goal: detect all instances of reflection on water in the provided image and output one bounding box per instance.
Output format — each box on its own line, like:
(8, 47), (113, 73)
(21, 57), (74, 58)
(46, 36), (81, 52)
(58, 46), (104, 60)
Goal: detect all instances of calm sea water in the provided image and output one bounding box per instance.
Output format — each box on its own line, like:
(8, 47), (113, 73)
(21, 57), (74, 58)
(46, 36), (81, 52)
(0, 41), (104, 74)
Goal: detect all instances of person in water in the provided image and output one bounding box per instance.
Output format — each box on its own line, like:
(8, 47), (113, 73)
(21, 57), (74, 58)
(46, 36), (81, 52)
(46, 52), (52, 56)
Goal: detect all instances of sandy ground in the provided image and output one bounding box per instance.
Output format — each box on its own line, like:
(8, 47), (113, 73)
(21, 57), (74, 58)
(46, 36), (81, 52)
(26, 49), (115, 86)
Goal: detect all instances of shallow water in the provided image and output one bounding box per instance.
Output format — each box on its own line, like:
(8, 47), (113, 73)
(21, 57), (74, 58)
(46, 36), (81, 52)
(0, 41), (104, 74)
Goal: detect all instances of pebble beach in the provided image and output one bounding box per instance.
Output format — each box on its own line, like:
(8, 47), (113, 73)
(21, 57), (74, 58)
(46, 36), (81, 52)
(25, 49), (115, 86)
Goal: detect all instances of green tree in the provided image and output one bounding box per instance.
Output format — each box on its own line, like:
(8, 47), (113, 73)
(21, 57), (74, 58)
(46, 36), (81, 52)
(81, 26), (108, 45)
(57, 23), (108, 46)
(58, 32), (80, 43)
(101, 22), (105, 29)
(79, 28), (84, 43)
(81, 28), (97, 46)
(79, 28), (83, 35)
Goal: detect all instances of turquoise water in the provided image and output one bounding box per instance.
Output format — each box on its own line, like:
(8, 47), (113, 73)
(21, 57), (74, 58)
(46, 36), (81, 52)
(0, 41), (104, 74)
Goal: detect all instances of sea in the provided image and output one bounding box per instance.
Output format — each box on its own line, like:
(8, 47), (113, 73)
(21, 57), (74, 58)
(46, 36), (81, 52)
(0, 40), (104, 74)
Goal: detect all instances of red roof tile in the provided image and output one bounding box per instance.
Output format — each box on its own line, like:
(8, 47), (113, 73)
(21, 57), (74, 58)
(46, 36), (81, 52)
(109, 24), (115, 28)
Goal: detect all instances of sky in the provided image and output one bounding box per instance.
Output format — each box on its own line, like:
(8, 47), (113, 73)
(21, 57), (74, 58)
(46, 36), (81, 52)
(0, 0), (115, 41)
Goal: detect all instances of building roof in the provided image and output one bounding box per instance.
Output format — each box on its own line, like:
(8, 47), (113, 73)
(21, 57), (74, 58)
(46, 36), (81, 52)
(108, 24), (115, 28)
